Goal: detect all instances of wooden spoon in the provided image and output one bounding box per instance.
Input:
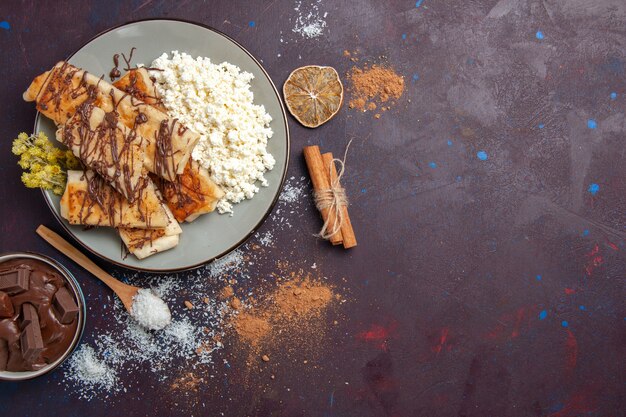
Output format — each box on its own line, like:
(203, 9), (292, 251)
(36, 225), (139, 312)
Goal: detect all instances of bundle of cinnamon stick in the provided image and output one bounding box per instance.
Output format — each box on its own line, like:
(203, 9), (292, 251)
(303, 145), (357, 249)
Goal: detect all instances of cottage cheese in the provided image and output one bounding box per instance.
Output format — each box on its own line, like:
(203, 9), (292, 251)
(150, 51), (275, 214)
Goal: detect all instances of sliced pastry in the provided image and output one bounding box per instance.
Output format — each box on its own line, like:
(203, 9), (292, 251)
(23, 61), (199, 181)
(60, 170), (169, 229)
(118, 190), (182, 259)
(57, 105), (147, 203)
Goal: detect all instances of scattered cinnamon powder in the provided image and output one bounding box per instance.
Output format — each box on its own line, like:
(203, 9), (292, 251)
(220, 286), (234, 299)
(272, 279), (333, 318)
(230, 297), (242, 310)
(347, 64), (405, 111)
(170, 372), (203, 392)
(235, 312), (271, 345)
(232, 276), (337, 348)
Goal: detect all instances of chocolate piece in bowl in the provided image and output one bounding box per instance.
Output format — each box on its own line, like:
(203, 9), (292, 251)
(20, 323), (44, 364)
(0, 291), (14, 318)
(53, 287), (79, 325)
(0, 266), (30, 295)
(20, 303), (38, 330)
(0, 340), (8, 371)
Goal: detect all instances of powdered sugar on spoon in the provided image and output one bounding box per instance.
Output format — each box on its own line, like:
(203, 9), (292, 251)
(130, 289), (171, 330)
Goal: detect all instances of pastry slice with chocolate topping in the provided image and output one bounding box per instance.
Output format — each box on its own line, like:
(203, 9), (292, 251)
(57, 105), (148, 204)
(118, 189), (182, 259)
(60, 170), (169, 229)
(23, 61), (199, 182)
(113, 68), (167, 112)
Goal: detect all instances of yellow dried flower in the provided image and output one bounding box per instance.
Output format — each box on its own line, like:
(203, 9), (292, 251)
(12, 131), (77, 195)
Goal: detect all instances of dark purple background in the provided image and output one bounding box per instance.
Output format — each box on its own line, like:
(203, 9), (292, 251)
(0, 1), (625, 416)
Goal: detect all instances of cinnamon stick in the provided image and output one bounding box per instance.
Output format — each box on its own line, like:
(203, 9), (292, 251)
(303, 146), (343, 245)
(322, 152), (357, 249)
(321, 152), (343, 246)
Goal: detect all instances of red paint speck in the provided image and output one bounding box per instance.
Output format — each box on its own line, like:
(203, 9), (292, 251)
(607, 242), (619, 251)
(486, 306), (534, 340)
(584, 244), (603, 276)
(564, 329), (578, 372)
(548, 388), (597, 417)
(356, 321), (398, 350)
(432, 328), (450, 355)
(564, 288), (576, 295)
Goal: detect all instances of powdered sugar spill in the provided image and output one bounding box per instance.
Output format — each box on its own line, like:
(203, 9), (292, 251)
(279, 176), (305, 203)
(60, 271), (234, 401)
(130, 289), (171, 331)
(207, 249), (244, 278)
(269, 176), (310, 230)
(258, 230), (274, 247)
(65, 345), (119, 399)
(293, 0), (328, 39)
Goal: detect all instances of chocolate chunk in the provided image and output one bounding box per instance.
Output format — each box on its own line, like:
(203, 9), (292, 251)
(52, 287), (79, 325)
(0, 291), (14, 318)
(20, 322), (44, 364)
(21, 303), (38, 330)
(0, 266), (30, 294)
(20, 305), (43, 364)
(0, 340), (8, 371)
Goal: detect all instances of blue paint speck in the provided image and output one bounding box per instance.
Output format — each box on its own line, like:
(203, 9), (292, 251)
(477, 150), (488, 161)
(402, 33), (407, 40)
(539, 310), (547, 320)
(0, 21), (9, 30)
(579, 305), (586, 311)
(561, 320), (568, 327)
(429, 161), (437, 168)
(582, 229), (589, 236)
(536, 275), (542, 281)
(587, 119), (597, 129)
(415, 0), (424, 7)
(549, 403), (565, 414)
(447, 139), (453, 146)
(456, 176), (462, 182)
(536, 31), (544, 40)
(538, 123), (545, 129)
(361, 188), (367, 194)
(588, 183), (600, 195)
(412, 73), (419, 81)
(610, 92), (617, 100)
(248, 21), (255, 27)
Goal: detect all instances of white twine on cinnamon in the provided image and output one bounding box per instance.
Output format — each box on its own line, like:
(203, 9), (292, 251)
(313, 139), (353, 239)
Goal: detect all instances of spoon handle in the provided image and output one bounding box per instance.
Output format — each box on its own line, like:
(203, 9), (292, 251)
(36, 225), (127, 293)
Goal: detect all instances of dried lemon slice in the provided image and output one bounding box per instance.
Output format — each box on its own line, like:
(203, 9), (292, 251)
(283, 65), (344, 128)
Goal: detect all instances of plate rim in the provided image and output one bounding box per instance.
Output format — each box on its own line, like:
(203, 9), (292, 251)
(35, 18), (290, 273)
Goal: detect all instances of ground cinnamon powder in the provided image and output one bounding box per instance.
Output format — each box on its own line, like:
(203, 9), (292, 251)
(231, 276), (336, 347)
(348, 64), (405, 111)
(273, 278), (333, 317)
(234, 312), (270, 345)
